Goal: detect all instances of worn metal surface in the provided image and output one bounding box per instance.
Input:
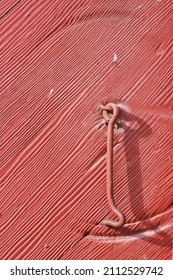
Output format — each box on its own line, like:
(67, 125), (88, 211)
(1, 0), (173, 259)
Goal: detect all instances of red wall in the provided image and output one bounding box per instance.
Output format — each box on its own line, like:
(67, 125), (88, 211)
(1, 0), (172, 259)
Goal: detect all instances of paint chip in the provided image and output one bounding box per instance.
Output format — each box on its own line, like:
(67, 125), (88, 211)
(113, 54), (118, 62)
(49, 89), (54, 96)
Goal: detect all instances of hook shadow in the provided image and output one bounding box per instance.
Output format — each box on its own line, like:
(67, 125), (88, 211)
(118, 110), (172, 250)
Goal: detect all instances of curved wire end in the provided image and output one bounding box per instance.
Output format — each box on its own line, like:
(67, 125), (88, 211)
(101, 213), (125, 229)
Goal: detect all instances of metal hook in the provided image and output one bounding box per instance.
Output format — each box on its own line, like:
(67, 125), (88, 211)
(100, 103), (125, 229)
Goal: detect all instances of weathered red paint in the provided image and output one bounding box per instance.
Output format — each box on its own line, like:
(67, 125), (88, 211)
(1, 0), (172, 260)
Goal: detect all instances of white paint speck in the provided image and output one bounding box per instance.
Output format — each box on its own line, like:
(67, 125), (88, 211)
(49, 89), (54, 96)
(113, 53), (118, 62)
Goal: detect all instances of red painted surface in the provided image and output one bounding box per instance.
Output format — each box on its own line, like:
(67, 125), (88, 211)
(1, 0), (173, 260)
